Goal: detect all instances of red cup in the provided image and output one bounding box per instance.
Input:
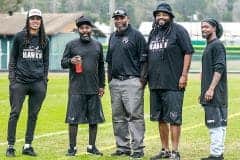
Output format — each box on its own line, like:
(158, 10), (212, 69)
(75, 63), (83, 73)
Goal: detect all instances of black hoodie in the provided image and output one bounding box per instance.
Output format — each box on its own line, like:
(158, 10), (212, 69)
(61, 38), (105, 95)
(8, 30), (49, 83)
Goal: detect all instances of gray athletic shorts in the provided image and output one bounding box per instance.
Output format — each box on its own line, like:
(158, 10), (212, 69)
(150, 89), (184, 125)
(65, 94), (105, 124)
(203, 105), (228, 128)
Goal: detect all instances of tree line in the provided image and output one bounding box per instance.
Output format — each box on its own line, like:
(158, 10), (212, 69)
(1, 0), (240, 27)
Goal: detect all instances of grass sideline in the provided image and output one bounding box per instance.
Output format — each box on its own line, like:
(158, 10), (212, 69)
(0, 73), (239, 160)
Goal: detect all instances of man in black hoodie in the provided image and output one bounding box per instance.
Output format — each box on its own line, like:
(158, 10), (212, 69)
(6, 9), (49, 157)
(61, 16), (105, 156)
(148, 3), (194, 160)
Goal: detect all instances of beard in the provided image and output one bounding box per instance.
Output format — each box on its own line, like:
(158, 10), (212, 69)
(202, 32), (211, 39)
(202, 33), (207, 39)
(115, 24), (128, 36)
(80, 33), (91, 43)
(117, 24), (128, 32)
(155, 19), (171, 30)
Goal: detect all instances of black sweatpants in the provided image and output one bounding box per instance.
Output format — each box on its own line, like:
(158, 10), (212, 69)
(7, 80), (47, 145)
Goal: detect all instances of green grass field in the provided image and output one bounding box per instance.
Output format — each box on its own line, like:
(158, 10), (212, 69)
(0, 73), (239, 160)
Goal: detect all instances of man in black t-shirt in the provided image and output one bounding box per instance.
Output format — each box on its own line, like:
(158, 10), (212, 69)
(200, 18), (227, 160)
(61, 16), (105, 156)
(106, 8), (147, 159)
(148, 3), (194, 160)
(6, 9), (49, 157)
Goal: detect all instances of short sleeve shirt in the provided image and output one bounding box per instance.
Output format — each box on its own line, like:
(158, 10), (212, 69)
(147, 23), (194, 90)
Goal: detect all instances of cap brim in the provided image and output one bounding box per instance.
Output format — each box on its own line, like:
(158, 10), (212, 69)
(112, 14), (127, 18)
(153, 10), (174, 18)
(77, 21), (94, 27)
(29, 15), (42, 18)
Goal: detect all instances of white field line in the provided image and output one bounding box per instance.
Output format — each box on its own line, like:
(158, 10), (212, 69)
(93, 111), (240, 152)
(0, 124), (114, 146)
(0, 106), (239, 147)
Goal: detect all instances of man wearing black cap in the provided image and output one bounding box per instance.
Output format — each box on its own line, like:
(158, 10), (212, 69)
(6, 8), (49, 157)
(106, 8), (147, 159)
(200, 18), (227, 160)
(61, 16), (105, 156)
(147, 3), (194, 160)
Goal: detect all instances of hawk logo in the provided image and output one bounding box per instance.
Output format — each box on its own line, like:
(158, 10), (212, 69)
(170, 111), (178, 121)
(122, 36), (129, 44)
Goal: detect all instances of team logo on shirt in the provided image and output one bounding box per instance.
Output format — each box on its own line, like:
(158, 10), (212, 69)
(122, 36), (129, 44)
(22, 46), (43, 59)
(149, 38), (168, 51)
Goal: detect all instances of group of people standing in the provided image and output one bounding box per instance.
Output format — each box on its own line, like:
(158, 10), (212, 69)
(5, 2), (228, 160)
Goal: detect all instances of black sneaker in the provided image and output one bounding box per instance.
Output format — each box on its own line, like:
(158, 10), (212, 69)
(66, 147), (77, 156)
(130, 152), (144, 159)
(87, 145), (103, 156)
(22, 147), (37, 156)
(111, 150), (131, 156)
(6, 147), (16, 157)
(201, 154), (224, 160)
(150, 148), (171, 159)
(170, 151), (180, 160)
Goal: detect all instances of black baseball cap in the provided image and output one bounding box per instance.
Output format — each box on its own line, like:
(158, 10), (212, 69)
(76, 16), (94, 27)
(112, 8), (128, 18)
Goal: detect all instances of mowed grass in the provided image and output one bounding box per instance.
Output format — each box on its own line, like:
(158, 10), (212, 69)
(0, 73), (239, 160)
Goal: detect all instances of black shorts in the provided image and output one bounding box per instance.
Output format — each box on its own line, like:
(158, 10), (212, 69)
(65, 94), (105, 124)
(150, 89), (184, 125)
(203, 105), (228, 128)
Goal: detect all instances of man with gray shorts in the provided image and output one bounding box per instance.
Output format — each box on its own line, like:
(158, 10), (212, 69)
(106, 7), (147, 159)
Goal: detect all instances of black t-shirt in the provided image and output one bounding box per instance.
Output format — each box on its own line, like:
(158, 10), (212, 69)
(106, 24), (147, 78)
(147, 22), (194, 90)
(8, 30), (49, 83)
(61, 38), (105, 95)
(200, 39), (228, 107)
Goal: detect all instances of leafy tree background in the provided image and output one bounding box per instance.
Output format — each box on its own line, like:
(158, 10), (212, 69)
(0, 0), (239, 27)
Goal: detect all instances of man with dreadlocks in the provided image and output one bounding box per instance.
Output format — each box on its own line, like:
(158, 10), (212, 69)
(200, 18), (227, 160)
(147, 3), (194, 160)
(61, 16), (105, 156)
(6, 9), (49, 157)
